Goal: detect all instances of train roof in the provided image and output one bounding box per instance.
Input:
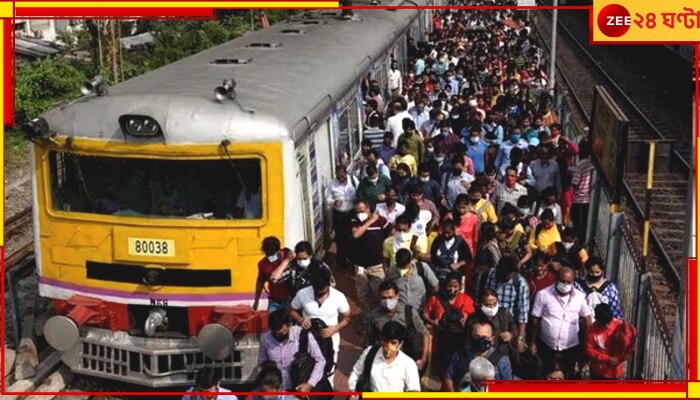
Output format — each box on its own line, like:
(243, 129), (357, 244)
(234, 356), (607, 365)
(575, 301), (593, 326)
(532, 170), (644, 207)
(42, 6), (425, 146)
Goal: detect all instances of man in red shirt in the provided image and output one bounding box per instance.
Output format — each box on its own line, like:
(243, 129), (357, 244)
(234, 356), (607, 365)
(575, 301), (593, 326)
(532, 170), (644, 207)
(585, 303), (625, 380)
(525, 251), (556, 304)
(252, 236), (295, 314)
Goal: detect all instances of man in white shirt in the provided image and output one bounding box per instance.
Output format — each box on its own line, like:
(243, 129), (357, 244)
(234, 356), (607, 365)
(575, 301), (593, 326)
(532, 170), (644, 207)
(290, 268), (351, 387)
(348, 321), (420, 395)
(182, 367), (238, 400)
(325, 165), (358, 269)
(530, 267), (593, 379)
(389, 61), (403, 97)
(387, 102), (414, 148)
(440, 155), (475, 210)
(374, 187), (405, 226)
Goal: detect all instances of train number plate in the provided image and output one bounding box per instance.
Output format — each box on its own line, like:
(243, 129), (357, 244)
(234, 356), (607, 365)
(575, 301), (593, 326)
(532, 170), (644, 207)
(127, 238), (175, 257)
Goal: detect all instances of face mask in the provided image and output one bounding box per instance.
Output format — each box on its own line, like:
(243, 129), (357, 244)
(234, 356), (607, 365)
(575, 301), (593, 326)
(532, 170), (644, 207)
(395, 231), (411, 242)
(481, 304), (499, 317)
(471, 337), (493, 352)
(427, 146), (435, 153)
(551, 130), (560, 138)
(382, 342), (400, 359)
(453, 168), (463, 176)
(297, 259), (311, 268)
(506, 176), (517, 186)
(519, 207), (530, 215)
(470, 136), (480, 144)
(435, 156), (446, 163)
(357, 212), (369, 222)
(369, 177), (379, 184)
(381, 298), (399, 311)
(419, 176), (430, 183)
(510, 134), (521, 144)
(272, 331), (289, 343)
(556, 281), (572, 295)
(562, 242), (574, 251)
(267, 254), (279, 263)
(587, 273), (603, 282)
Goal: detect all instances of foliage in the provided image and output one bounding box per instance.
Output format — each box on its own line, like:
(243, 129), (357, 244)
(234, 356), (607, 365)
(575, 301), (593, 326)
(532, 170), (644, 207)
(15, 56), (94, 123)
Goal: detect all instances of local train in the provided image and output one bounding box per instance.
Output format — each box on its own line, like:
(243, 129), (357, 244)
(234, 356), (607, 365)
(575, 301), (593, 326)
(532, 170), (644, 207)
(26, 3), (444, 387)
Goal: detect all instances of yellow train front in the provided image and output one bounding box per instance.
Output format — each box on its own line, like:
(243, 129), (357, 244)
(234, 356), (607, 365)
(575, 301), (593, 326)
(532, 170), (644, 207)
(27, 6), (436, 387)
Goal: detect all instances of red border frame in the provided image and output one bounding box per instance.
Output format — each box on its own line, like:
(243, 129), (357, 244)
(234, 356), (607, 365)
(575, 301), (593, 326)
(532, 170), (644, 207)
(1, 3), (697, 397)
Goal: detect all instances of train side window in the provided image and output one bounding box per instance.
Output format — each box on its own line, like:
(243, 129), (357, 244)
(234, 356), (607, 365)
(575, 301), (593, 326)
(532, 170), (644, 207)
(47, 151), (264, 221)
(337, 107), (352, 167)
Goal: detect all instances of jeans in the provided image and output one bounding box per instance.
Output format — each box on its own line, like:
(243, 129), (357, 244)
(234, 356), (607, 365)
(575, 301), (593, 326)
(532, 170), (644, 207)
(267, 299), (288, 314)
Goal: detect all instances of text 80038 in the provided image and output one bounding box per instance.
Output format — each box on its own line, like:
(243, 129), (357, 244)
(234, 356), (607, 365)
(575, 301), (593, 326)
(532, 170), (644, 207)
(127, 238), (176, 257)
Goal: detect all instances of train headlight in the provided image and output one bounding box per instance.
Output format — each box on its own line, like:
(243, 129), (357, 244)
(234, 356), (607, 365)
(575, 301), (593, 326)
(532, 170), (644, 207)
(118, 114), (163, 137)
(81, 75), (106, 96)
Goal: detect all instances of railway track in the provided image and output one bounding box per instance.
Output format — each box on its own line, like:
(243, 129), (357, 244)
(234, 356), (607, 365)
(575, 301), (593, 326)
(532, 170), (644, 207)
(532, 9), (686, 336)
(5, 207), (34, 271)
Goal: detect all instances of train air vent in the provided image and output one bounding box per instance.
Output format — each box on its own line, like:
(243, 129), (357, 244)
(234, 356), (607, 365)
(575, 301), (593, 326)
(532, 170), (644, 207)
(210, 58), (252, 65)
(281, 29), (307, 35)
(246, 42), (282, 49)
(301, 20), (324, 25)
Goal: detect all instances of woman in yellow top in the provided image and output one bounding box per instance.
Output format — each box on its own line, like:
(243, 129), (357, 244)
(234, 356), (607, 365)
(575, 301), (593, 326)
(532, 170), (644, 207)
(528, 209), (560, 255)
(468, 184), (498, 224)
(388, 141), (418, 177)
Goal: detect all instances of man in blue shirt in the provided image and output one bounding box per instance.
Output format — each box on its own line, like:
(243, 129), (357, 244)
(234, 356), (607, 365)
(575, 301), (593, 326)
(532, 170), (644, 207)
(464, 126), (489, 175)
(445, 319), (512, 391)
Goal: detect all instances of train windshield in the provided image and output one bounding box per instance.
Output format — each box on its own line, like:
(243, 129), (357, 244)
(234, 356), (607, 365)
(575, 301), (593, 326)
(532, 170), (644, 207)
(48, 151), (263, 220)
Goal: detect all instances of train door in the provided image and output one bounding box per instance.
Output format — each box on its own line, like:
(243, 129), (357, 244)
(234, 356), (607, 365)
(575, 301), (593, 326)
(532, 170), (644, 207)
(295, 141), (314, 245)
(313, 119), (334, 251)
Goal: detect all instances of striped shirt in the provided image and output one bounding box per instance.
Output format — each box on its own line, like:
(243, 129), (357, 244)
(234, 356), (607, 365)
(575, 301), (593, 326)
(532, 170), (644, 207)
(258, 326), (326, 390)
(570, 158), (594, 204)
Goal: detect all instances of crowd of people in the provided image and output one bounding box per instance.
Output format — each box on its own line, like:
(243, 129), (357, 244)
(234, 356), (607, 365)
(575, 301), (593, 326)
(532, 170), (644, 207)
(182, 5), (639, 399)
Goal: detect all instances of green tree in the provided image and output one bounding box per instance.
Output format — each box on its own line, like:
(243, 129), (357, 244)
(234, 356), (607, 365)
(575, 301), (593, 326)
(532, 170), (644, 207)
(15, 57), (93, 123)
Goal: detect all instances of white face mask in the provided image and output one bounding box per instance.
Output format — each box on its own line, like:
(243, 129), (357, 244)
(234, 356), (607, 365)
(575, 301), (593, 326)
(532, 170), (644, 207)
(470, 136), (480, 144)
(357, 212), (369, 222)
(435, 156), (446, 163)
(481, 304), (499, 317)
(267, 254), (279, 263)
(369, 177), (379, 184)
(381, 298), (399, 311)
(395, 231), (411, 243)
(427, 146), (435, 153)
(556, 281), (573, 295)
(419, 176), (430, 183)
(297, 259), (311, 268)
(562, 242), (574, 251)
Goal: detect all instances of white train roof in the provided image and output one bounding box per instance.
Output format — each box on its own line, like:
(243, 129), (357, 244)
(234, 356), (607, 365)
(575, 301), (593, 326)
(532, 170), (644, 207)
(42, 6), (425, 145)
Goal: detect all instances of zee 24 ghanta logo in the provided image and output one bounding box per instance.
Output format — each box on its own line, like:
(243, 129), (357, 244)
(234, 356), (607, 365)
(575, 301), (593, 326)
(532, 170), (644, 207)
(597, 4), (633, 37)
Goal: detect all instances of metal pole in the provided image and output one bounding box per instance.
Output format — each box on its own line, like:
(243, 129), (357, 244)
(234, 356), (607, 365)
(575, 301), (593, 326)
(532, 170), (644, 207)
(549, 0), (558, 97)
(641, 141), (655, 268)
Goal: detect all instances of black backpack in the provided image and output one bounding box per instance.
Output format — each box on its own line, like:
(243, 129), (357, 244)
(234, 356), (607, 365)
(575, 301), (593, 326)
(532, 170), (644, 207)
(290, 330), (318, 391)
(354, 345), (381, 392)
(290, 330), (334, 396)
(308, 319), (336, 378)
(400, 304), (423, 362)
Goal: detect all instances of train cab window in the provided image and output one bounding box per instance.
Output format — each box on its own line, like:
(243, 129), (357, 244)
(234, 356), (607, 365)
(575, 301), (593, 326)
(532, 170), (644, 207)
(48, 152), (263, 220)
